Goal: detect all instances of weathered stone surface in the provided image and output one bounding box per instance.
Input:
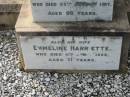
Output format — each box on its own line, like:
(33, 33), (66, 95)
(15, 0), (130, 32)
(0, 0), (23, 28)
(15, 0), (130, 72)
(20, 36), (122, 70)
(0, 0), (23, 12)
(31, 0), (114, 22)
(0, 13), (18, 28)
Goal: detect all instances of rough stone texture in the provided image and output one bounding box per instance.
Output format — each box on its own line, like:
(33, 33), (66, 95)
(0, 13), (19, 29)
(0, 30), (130, 97)
(0, 0), (23, 12)
(125, 0), (130, 11)
(0, 0), (23, 29)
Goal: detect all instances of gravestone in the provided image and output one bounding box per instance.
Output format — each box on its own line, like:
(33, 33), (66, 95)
(31, 0), (114, 22)
(15, 0), (130, 72)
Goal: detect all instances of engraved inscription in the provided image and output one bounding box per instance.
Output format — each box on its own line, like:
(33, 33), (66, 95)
(20, 36), (122, 70)
(31, 0), (114, 21)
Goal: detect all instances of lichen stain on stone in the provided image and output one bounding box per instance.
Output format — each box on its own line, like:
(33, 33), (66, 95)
(41, 37), (47, 41)
(102, 37), (106, 42)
